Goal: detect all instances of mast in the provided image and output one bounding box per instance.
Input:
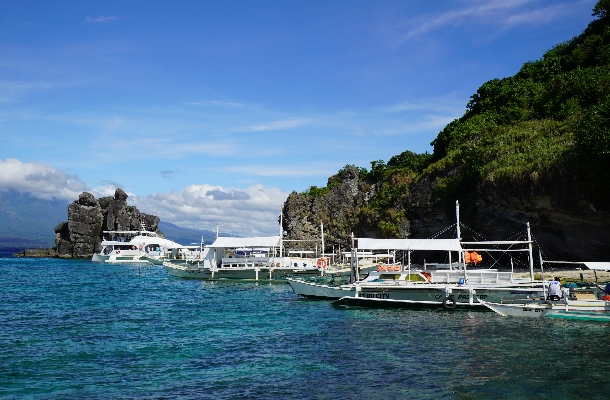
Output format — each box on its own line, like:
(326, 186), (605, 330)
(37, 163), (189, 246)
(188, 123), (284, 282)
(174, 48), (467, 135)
(320, 220), (324, 260)
(527, 222), (534, 280)
(539, 250), (547, 299)
(279, 208), (283, 258)
(456, 200), (461, 240)
(350, 232), (355, 284)
(216, 222), (219, 239)
(456, 200), (463, 271)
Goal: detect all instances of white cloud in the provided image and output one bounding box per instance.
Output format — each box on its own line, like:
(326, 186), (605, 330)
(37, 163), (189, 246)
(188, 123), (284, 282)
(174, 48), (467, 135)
(186, 100), (248, 107)
(245, 118), (311, 132)
(130, 183), (289, 236)
(382, 96), (465, 115)
(0, 80), (54, 103)
(372, 115), (458, 136)
(0, 158), (88, 200)
(86, 15), (119, 24)
(394, 0), (583, 43)
(226, 165), (335, 177)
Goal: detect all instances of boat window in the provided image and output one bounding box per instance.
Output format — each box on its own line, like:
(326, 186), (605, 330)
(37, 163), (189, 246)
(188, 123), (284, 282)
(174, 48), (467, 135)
(405, 274), (426, 282)
(379, 274), (400, 280)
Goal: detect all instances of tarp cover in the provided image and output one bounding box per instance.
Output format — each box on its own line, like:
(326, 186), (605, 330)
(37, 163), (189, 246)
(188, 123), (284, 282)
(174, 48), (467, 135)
(356, 238), (461, 252)
(584, 262), (610, 271)
(209, 236), (281, 248)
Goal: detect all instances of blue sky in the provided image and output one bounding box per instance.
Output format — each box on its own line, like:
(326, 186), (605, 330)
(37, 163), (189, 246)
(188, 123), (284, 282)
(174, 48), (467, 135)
(0, 0), (596, 235)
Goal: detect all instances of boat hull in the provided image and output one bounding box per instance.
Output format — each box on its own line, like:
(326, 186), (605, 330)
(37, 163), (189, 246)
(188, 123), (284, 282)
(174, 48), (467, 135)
(164, 263), (322, 281)
(287, 277), (546, 308)
(479, 299), (610, 318)
(91, 253), (147, 263)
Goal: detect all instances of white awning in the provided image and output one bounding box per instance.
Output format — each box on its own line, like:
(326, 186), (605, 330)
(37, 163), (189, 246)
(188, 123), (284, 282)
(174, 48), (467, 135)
(356, 238), (462, 252)
(209, 236), (281, 248)
(584, 262), (610, 271)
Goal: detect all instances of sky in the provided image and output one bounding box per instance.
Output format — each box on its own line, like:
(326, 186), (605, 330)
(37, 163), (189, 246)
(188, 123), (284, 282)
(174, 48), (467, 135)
(0, 0), (597, 236)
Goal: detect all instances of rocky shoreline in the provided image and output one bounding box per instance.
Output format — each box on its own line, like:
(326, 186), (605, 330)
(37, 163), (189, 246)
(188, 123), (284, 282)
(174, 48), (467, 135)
(514, 269), (610, 283)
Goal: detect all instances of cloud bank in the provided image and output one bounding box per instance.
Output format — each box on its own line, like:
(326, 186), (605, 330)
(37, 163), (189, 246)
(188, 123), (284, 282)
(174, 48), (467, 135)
(0, 158), (288, 236)
(0, 158), (87, 200)
(131, 184), (289, 236)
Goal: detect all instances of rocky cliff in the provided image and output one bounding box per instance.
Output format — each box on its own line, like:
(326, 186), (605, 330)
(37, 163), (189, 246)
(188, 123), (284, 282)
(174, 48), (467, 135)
(281, 165), (610, 263)
(54, 188), (164, 258)
(283, 3), (610, 264)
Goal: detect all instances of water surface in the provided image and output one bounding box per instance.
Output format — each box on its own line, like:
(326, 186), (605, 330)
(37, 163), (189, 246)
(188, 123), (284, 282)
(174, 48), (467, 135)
(1, 257), (608, 399)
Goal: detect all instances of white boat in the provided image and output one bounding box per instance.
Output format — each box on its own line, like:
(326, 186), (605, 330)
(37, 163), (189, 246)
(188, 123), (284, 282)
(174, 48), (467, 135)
(91, 229), (182, 263)
(163, 235), (323, 280)
(288, 201), (550, 309)
(143, 244), (205, 265)
(291, 266), (546, 308)
(477, 298), (610, 319)
(477, 262), (610, 319)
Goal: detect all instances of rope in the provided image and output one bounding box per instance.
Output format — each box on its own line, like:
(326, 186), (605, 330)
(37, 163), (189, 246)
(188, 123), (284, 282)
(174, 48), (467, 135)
(531, 233), (551, 271)
(460, 223), (533, 270)
(427, 223), (457, 239)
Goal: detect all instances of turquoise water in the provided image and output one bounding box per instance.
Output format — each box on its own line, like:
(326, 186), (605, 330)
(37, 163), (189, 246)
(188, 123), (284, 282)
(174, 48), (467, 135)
(1, 257), (609, 399)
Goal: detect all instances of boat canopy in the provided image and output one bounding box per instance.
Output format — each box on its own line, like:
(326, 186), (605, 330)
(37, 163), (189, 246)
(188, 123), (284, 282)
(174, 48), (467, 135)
(209, 236), (281, 248)
(356, 238), (462, 252)
(584, 262), (610, 271)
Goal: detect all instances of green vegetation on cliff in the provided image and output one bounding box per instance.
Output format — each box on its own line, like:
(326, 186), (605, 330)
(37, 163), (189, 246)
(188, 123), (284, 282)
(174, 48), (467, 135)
(300, 1), (610, 238)
(431, 0), (610, 202)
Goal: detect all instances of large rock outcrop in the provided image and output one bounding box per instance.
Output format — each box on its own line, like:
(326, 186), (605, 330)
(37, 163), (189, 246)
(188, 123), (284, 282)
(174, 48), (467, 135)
(282, 165), (610, 263)
(283, 166), (376, 251)
(54, 189), (164, 258)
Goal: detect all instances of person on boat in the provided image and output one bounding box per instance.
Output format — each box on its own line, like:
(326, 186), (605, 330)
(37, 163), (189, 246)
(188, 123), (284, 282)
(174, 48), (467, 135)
(548, 280), (562, 301)
(602, 283), (610, 301)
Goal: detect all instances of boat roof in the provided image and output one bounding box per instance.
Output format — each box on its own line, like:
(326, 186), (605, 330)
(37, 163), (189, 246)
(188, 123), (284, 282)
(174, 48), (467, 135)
(357, 238), (462, 252)
(584, 262), (610, 271)
(209, 236), (281, 248)
(103, 230), (159, 235)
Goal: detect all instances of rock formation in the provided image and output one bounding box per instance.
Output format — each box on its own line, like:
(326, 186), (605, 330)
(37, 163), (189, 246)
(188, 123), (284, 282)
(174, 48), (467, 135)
(283, 165), (376, 251)
(54, 188), (164, 258)
(282, 165), (610, 263)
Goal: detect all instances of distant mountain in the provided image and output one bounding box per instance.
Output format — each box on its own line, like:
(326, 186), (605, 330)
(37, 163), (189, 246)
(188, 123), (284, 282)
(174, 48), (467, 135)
(0, 189), (68, 248)
(158, 221), (239, 246)
(0, 189), (241, 252)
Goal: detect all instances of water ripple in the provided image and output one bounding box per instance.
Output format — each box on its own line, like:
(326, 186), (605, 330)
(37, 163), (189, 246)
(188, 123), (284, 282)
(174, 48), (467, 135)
(1, 258), (609, 399)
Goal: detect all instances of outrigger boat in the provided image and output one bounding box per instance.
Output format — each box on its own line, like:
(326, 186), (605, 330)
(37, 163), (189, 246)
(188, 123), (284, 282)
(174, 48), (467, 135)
(289, 201), (550, 309)
(163, 220), (385, 281)
(163, 235), (324, 280)
(477, 298), (610, 321)
(292, 235), (547, 309)
(478, 261), (610, 320)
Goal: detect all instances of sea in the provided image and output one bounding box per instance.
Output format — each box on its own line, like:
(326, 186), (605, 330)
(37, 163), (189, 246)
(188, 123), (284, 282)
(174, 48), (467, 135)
(1, 255), (609, 399)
